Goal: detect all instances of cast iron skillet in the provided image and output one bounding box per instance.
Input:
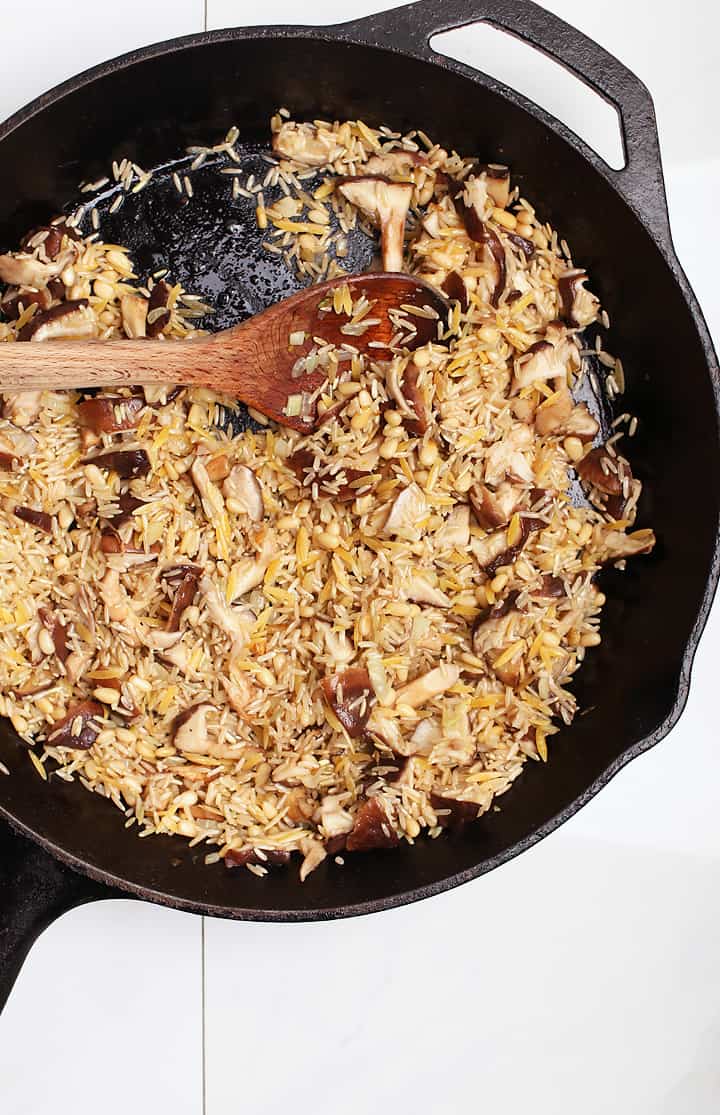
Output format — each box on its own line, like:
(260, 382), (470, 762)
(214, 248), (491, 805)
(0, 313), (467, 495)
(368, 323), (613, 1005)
(1, 0), (718, 1013)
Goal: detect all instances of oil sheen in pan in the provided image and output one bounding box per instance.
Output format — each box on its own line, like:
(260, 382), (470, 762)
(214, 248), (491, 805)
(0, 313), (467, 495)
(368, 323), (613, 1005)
(69, 137), (612, 469)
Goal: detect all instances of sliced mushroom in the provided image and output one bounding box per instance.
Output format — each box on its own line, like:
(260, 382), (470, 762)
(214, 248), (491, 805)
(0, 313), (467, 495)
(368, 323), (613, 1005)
(403, 573), (451, 608)
(576, 446), (625, 497)
(337, 176), (412, 272)
(1, 286), (52, 321)
(14, 505), (53, 533)
(163, 565), (201, 632)
(288, 448), (372, 503)
(469, 482), (521, 529)
(225, 847), (293, 869)
(38, 607), (70, 663)
(78, 394), (144, 434)
(2, 390), (43, 427)
(507, 232), (535, 259)
(345, 797), (399, 852)
(46, 700), (103, 750)
(100, 528), (160, 568)
(0, 422), (37, 469)
(409, 717), (442, 755)
(484, 424), (534, 486)
(364, 150), (428, 178)
(172, 703), (213, 754)
(82, 448), (151, 480)
(430, 792), (480, 829)
(199, 575), (255, 653)
(558, 269), (599, 328)
(394, 662), (460, 710)
(65, 649), (91, 686)
(435, 504), (470, 550)
(320, 667), (375, 738)
(563, 404), (599, 442)
(226, 528), (275, 600)
(18, 300), (96, 342)
(513, 322), (580, 391)
(387, 362), (429, 435)
(441, 270), (470, 312)
(222, 465), (264, 520)
(272, 121), (343, 166)
(471, 515), (545, 574)
(0, 251), (71, 289)
(219, 673), (258, 718)
(321, 625), (355, 666)
(383, 482), (427, 541)
(477, 163), (511, 209)
(534, 382), (574, 436)
(120, 293), (148, 338)
(299, 840), (327, 881)
(146, 280), (171, 337)
(191, 457), (226, 523)
(596, 527), (656, 563)
(319, 795), (354, 839)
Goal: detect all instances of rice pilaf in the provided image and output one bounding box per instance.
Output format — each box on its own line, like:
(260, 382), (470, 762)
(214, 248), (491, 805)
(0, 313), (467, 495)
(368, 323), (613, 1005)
(0, 114), (655, 879)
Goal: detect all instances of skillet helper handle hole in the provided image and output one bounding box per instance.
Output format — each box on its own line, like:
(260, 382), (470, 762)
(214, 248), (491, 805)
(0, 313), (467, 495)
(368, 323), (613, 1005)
(0, 824), (118, 1014)
(334, 0), (672, 249)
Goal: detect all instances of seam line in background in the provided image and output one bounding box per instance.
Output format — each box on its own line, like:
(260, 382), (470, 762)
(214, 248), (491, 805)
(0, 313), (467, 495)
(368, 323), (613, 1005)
(201, 918), (207, 1114)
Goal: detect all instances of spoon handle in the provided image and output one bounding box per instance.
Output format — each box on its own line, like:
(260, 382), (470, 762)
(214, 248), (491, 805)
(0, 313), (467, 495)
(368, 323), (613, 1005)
(0, 336), (211, 391)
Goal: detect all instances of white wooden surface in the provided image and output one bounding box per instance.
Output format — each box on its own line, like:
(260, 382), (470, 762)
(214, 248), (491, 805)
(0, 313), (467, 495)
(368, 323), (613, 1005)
(1, 3), (718, 1113)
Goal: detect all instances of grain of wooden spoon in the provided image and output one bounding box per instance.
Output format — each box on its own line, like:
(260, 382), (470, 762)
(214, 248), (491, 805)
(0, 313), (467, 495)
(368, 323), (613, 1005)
(0, 273), (449, 431)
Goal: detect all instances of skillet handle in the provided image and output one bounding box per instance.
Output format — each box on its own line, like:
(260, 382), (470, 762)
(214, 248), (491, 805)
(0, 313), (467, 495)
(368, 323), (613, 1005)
(333, 0), (671, 247)
(0, 823), (118, 1014)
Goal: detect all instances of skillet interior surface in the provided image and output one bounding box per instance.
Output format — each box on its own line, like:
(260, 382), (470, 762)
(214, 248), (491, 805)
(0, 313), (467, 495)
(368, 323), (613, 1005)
(0, 30), (718, 918)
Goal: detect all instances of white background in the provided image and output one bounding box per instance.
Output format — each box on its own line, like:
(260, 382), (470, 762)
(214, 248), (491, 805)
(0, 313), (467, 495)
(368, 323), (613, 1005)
(1, 3), (719, 1112)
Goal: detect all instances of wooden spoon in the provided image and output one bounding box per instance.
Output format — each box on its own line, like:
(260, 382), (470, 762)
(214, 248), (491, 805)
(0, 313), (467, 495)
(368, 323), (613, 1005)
(0, 273), (449, 431)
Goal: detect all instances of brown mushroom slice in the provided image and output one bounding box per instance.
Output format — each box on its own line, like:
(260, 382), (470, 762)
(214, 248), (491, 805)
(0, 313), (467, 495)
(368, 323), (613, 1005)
(441, 270), (470, 312)
(120, 293), (148, 339)
(1, 285), (53, 321)
(46, 700), (104, 750)
(435, 504), (470, 550)
(105, 492), (146, 528)
(225, 847), (292, 869)
(534, 383), (574, 436)
(172, 703), (214, 754)
(383, 482), (427, 541)
(337, 176), (412, 273)
(21, 220), (80, 261)
(83, 448), (151, 479)
(272, 121), (343, 166)
(513, 322), (579, 391)
(99, 676), (142, 721)
(163, 565), (201, 632)
(146, 280), (171, 337)
(576, 446), (627, 497)
(226, 528), (275, 600)
(18, 300), (96, 342)
(558, 268), (600, 328)
(395, 662), (460, 710)
(398, 364), (429, 435)
(320, 667), (375, 738)
(507, 232), (536, 259)
(477, 163), (511, 208)
(528, 575), (565, 602)
(287, 448), (371, 503)
(471, 515), (546, 574)
(346, 797), (399, 852)
(38, 606), (70, 663)
(100, 528), (160, 567)
(472, 591), (521, 638)
(430, 792), (481, 829)
(78, 394), (144, 434)
(319, 794), (354, 840)
(14, 505), (53, 533)
(469, 482), (521, 530)
(222, 465), (264, 520)
(563, 404), (599, 442)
